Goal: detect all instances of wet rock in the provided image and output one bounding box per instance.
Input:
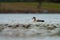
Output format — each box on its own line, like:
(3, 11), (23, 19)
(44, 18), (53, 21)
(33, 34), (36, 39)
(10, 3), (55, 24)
(12, 24), (20, 28)
(0, 26), (4, 32)
(47, 26), (56, 30)
(4, 24), (8, 26)
(43, 24), (49, 27)
(55, 24), (60, 28)
(23, 24), (31, 29)
(35, 24), (40, 27)
(0, 24), (3, 26)
(8, 25), (13, 28)
(15, 24), (19, 27)
(56, 24), (59, 25)
(51, 24), (57, 28)
(46, 24), (50, 26)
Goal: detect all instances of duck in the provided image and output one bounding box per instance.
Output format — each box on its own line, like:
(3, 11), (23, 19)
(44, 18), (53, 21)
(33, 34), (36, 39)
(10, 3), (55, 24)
(32, 17), (44, 22)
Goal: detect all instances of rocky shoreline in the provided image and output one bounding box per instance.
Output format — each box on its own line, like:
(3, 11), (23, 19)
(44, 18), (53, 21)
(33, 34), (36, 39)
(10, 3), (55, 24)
(0, 23), (60, 40)
(0, 23), (60, 37)
(0, 23), (60, 30)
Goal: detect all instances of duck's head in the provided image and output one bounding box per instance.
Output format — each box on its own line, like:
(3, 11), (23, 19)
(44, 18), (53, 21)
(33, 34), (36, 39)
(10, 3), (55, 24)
(32, 17), (36, 22)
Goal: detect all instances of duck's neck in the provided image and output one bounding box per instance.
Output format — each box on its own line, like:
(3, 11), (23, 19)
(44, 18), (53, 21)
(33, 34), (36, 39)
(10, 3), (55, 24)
(32, 19), (36, 22)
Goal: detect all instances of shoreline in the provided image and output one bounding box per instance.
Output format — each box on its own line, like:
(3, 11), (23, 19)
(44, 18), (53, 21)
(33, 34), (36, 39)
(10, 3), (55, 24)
(0, 9), (60, 13)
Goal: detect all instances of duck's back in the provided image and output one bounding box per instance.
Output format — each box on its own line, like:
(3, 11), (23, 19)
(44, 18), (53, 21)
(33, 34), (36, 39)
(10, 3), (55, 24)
(37, 20), (44, 22)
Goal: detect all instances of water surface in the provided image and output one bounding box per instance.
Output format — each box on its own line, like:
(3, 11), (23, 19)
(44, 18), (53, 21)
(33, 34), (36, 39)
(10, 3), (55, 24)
(0, 13), (60, 40)
(0, 13), (60, 24)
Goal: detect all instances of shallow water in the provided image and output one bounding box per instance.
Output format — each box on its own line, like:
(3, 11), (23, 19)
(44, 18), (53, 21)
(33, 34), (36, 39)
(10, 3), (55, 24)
(0, 13), (60, 40)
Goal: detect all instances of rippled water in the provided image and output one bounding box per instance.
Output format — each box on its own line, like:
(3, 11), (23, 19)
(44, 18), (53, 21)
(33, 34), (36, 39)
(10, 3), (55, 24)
(0, 13), (60, 40)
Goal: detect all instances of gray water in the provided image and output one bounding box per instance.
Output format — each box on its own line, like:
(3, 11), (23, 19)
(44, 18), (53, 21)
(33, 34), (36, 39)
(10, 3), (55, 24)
(0, 13), (60, 24)
(0, 13), (60, 40)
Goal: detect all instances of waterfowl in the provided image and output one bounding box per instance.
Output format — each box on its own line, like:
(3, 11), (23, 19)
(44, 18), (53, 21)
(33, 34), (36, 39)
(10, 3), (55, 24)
(32, 17), (44, 22)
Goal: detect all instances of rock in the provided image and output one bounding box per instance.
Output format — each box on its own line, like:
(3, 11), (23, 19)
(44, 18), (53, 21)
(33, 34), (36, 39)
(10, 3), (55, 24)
(4, 24), (8, 26)
(13, 24), (20, 28)
(23, 24), (31, 28)
(47, 25), (56, 30)
(0, 26), (4, 32)
(8, 25), (13, 28)
(51, 24), (57, 28)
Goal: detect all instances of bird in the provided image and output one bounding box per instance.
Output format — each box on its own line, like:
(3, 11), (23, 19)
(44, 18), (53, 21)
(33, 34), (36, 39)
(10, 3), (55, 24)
(32, 17), (44, 22)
